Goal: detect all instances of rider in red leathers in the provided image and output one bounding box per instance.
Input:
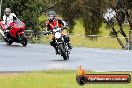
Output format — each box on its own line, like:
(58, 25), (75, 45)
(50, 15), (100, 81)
(45, 11), (72, 54)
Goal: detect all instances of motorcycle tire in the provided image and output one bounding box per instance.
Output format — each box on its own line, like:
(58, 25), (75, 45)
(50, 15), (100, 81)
(20, 34), (27, 46)
(5, 38), (13, 45)
(58, 44), (69, 60)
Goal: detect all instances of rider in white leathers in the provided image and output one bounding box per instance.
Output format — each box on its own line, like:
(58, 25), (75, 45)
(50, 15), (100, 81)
(0, 8), (17, 38)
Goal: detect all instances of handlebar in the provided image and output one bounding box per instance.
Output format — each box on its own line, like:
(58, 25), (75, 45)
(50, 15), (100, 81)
(43, 26), (68, 35)
(43, 30), (52, 35)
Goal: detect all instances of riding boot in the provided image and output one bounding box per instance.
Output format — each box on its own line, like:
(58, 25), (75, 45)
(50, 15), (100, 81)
(54, 46), (59, 54)
(68, 42), (73, 49)
(63, 35), (72, 49)
(50, 40), (59, 54)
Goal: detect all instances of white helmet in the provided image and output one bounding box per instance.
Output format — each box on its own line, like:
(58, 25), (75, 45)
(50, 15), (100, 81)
(4, 8), (11, 16)
(48, 11), (56, 17)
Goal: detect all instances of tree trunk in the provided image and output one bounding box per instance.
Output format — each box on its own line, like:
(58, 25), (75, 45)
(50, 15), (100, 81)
(107, 20), (125, 49)
(111, 26), (125, 48)
(118, 22), (128, 42)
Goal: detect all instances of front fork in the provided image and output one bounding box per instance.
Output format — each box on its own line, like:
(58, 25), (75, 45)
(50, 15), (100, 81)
(56, 43), (63, 54)
(57, 42), (70, 55)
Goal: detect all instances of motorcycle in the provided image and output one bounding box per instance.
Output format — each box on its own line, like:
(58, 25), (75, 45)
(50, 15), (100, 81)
(45, 27), (71, 60)
(0, 18), (27, 46)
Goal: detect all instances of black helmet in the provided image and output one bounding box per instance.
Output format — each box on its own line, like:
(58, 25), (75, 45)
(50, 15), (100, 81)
(48, 11), (56, 17)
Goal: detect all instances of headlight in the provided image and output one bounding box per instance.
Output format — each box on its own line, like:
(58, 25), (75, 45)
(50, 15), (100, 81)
(55, 32), (61, 39)
(53, 28), (61, 33)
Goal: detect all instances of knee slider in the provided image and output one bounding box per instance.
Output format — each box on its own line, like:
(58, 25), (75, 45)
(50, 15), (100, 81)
(50, 41), (54, 46)
(64, 35), (70, 42)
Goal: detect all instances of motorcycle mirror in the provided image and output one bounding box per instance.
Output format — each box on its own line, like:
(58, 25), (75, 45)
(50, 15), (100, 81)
(13, 16), (17, 21)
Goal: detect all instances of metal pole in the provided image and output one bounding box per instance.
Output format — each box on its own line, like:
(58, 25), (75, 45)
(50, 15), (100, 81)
(82, 34), (84, 47)
(0, 0), (2, 18)
(128, 30), (132, 51)
(128, 37), (130, 51)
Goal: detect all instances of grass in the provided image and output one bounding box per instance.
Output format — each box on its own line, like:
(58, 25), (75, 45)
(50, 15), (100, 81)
(69, 20), (129, 49)
(0, 70), (131, 88)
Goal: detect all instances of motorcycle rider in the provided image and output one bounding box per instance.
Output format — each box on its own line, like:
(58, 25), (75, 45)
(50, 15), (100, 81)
(0, 8), (14, 37)
(3, 8), (17, 28)
(45, 11), (72, 54)
(0, 8), (21, 38)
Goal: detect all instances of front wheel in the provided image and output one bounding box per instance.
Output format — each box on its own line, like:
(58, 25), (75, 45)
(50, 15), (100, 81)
(20, 34), (27, 46)
(21, 38), (27, 46)
(58, 44), (69, 60)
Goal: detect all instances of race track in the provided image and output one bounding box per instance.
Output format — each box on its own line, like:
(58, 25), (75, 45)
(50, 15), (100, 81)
(0, 42), (132, 72)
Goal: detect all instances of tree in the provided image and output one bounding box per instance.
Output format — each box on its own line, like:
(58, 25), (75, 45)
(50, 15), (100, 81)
(2, 0), (48, 31)
(54, 0), (106, 34)
(104, 0), (132, 49)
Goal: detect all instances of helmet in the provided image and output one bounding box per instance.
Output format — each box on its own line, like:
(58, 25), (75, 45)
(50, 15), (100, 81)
(47, 11), (56, 21)
(48, 11), (56, 17)
(4, 8), (11, 16)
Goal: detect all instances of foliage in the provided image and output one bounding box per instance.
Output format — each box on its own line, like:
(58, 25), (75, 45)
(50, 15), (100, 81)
(2, 0), (48, 31)
(54, 0), (108, 35)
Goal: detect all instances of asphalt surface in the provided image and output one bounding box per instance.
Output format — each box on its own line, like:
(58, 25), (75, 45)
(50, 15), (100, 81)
(0, 42), (132, 72)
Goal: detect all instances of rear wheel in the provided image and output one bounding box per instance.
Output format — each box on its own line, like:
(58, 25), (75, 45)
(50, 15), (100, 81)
(7, 39), (13, 45)
(21, 38), (27, 46)
(58, 44), (69, 60)
(5, 38), (13, 45)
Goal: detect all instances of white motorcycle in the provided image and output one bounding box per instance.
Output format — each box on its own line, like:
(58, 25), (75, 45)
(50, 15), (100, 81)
(45, 27), (71, 60)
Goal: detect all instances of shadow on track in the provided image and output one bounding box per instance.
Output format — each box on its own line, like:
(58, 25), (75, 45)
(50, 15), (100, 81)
(51, 59), (69, 62)
(2, 43), (25, 47)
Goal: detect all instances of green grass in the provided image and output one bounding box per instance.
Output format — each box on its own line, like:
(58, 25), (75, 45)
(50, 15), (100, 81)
(0, 70), (131, 88)
(69, 20), (129, 49)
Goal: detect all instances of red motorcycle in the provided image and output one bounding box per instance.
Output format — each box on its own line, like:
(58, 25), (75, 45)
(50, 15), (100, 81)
(0, 18), (27, 46)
